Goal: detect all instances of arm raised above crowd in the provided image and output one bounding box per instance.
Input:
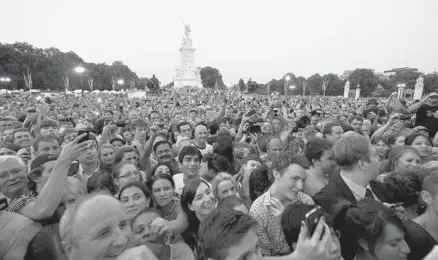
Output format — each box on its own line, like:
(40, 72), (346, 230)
(20, 134), (92, 221)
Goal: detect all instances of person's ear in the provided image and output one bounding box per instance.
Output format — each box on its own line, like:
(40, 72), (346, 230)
(188, 203), (194, 212)
(62, 241), (74, 259)
(312, 158), (319, 167)
(292, 242), (297, 250)
(273, 170), (281, 181)
(421, 190), (433, 205)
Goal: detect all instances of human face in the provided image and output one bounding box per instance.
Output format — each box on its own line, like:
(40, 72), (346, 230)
(318, 149), (335, 175)
(154, 165), (171, 176)
(0, 157), (27, 196)
(369, 224), (410, 260)
(129, 112), (139, 121)
(155, 143), (173, 163)
(217, 180), (237, 200)
(243, 160), (261, 179)
(152, 178), (174, 207)
(120, 186), (150, 219)
(271, 119), (282, 133)
(394, 151), (420, 171)
(179, 124), (192, 139)
(67, 197), (129, 260)
(350, 120), (363, 132)
(275, 164), (307, 201)
(296, 109), (304, 118)
(116, 164), (140, 188)
(394, 136), (405, 146)
(361, 125), (371, 137)
(100, 147), (115, 165)
(134, 126), (147, 142)
(0, 120), (14, 132)
(122, 131), (133, 142)
(14, 131), (32, 148)
(267, 139), (283, 161)
(132, 212), (163, 245)
(362, 144), (379, 178)
(122, 151), (138, 165)
(189, 182), (216, 218)
(2, 129), (14, 142)
(0, 147), (16, 156)
(374, 140), (389, 159)
(40, 125), (58, 137)
(411, 136), (432, 159)
(104, 112), (113, 122)
(326, 126), (344, 143)
(37, 141), (61, 156)
(84, 112), (93, 120)
(150, 113), (160, 123)
(222, 229), (262, 260)
(195, 125), (208, 144)
(78, 142), (98, 164)
(387, 122), (403, 137)
(181, 155), (201, 179)
(112, 141), (124, 149)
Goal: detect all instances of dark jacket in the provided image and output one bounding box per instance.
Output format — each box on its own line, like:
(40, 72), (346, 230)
(312, 173), (392, 260)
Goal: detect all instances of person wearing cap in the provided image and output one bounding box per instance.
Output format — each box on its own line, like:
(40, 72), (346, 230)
(362, 98), (386, 119)
(409, 92), (438, 137)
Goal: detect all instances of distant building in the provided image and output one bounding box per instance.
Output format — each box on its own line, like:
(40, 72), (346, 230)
(339, 70), (354, 80)
(383, 67), (419, 74)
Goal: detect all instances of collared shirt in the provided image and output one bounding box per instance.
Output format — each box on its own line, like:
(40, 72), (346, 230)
(340, 173), (380, 202)
(249, 189), (314, 256)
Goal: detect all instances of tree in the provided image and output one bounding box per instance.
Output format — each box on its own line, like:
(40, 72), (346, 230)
(348, 69), (379, 97)
(306, 73), (323, 95)
(389, 70), (422, 90)
(424, 73), (438, 94)
(323, 74), (344, 96)
(371, 85), (385, 97)
(199, 66), (225, 89)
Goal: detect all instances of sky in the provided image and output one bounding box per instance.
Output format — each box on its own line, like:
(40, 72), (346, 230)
(2, 0), (438, 85)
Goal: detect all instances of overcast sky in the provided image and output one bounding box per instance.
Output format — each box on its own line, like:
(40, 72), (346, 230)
(2, 0), (438, 85)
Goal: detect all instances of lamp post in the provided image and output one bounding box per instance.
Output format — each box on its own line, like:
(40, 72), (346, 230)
(0, 77), (11, 94)
(117, 79), (124, 91)
(284, 75), (291, 96)
(74, 66), (85, 94)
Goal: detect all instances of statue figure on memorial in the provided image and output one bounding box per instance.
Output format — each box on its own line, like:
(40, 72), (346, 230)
(416, 75), (424, 85)
(184, 23), (191, 38)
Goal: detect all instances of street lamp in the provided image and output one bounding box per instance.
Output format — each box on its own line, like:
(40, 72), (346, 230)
(284, 75), (291, 96)
(74, 66), (85, 93)
(0, 77), (11, 93)
(397, 83), (406, 99)
(289, 85), (296, 90)
(117, 79), (125, 85)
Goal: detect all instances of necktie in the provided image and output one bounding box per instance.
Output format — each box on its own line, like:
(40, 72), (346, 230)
(365, 188), (375, 200)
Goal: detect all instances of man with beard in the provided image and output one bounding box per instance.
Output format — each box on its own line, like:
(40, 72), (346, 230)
(153, 140), (181, 174)
(303, 138), (335, 197)
(192, 124), (213, 156)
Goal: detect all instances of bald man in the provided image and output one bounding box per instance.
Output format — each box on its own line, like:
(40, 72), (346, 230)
(261, 137), (284, 169)
(60, 194), (158, 260)
(192, 124), (213, 156)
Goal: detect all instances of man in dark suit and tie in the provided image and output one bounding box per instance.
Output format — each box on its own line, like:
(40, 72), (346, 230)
(313, 132), (392, 260)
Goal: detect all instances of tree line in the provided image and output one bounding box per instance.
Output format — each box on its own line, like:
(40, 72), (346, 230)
(1, 42), (437, 97)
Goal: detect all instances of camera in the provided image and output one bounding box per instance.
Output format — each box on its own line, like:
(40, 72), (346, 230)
(292, 116), (311, 133)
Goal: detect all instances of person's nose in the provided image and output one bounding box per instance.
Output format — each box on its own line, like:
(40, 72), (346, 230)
(112, 228), (129, 248)
(295, 179), (304, 190)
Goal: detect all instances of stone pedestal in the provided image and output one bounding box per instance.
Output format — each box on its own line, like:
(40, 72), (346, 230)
(414, 76), (424, 100)
(398, 86), (405, 99)
(174, 25), (202, 88)
(343, 80), (350, 98)
(355, 86), (361, 100)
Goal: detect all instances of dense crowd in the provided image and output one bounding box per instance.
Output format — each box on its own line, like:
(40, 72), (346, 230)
(2, 87), (438, 260)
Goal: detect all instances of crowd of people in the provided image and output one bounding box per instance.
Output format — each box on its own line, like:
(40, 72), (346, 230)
(2, 86), (438, 260)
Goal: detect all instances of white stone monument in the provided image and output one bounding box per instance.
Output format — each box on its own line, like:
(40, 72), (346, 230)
(414, 76), (424, 100)
(397, 84), (406, 99)
(173, 23), (202, 88)
(343, 80), (350, 98)
(355, 85), (361, 100)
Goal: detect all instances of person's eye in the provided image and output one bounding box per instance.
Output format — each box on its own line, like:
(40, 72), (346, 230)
(119, 221), (127, 229)
(134, 195), (143, 200)
(135, 226), (144, 234)
(97, 228), (110, 239)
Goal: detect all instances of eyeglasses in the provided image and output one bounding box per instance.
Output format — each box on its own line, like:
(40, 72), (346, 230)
(117, 171), (140, 179)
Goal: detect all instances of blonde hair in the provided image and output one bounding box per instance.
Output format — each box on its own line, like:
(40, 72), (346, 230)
(211, 172), (237, 199)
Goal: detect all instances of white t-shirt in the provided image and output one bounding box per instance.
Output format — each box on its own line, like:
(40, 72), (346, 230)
(172, 174), (212, 199)
(192, 143), (213, 156)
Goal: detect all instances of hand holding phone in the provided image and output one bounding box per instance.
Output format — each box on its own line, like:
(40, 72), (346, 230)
(305, 206), (325, 238)
(77, 131), (90, 143)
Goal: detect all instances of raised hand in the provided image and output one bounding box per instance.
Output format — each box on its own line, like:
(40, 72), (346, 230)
(59, 133), (94, 162)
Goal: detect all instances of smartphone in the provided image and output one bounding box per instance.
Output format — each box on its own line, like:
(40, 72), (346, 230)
(248, 124), (261, 134)
(305, 206), (325, 238)
(77, 130), (90, 143)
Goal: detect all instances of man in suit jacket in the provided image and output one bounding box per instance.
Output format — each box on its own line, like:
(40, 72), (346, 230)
(313, 132), (392, 260)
